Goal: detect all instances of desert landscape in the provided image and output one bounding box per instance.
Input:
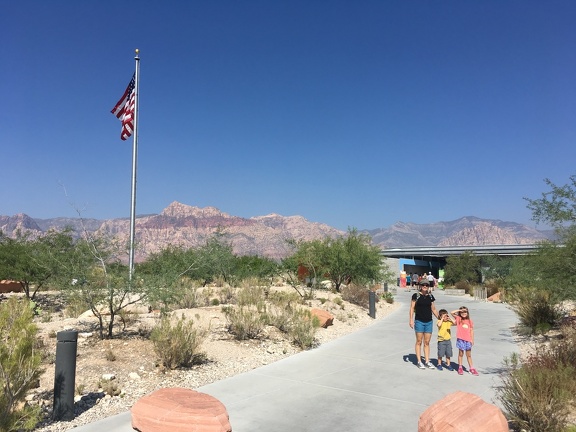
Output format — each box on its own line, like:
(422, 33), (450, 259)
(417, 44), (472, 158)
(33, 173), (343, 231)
(20, 285), (399, 431)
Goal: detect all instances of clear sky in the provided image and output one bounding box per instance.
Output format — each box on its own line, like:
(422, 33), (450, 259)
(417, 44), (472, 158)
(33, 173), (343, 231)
(1, 1), (575, 231)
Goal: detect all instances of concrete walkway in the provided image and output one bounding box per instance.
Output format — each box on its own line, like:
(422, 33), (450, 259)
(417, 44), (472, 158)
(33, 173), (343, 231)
(74, 288), (519, 431)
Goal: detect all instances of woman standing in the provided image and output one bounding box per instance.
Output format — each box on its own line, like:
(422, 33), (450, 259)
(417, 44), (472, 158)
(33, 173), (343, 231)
(409, 284), (439, 369)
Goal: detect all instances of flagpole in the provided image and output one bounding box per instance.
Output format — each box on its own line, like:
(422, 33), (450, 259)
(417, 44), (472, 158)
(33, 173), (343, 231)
(128, 49), (140, 281)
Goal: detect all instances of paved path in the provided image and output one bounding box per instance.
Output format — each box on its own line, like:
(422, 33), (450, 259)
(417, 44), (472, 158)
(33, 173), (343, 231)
(74, 288), (519, 431)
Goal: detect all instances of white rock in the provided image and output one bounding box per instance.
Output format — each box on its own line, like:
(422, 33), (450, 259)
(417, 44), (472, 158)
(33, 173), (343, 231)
(129, 372), (141, 380)
(101, 373), (116, 381)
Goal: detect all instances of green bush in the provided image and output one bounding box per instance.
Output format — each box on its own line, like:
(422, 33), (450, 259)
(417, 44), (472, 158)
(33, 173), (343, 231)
(0, 298), (43, 431)
(150, 316), (207, 369)
(508, 287), (560, 333)
(498, 353), (576, 432)
(223, 305), (266, 340)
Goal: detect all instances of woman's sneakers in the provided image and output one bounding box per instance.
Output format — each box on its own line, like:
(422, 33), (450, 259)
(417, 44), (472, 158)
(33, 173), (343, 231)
(417, 362), (436, 370)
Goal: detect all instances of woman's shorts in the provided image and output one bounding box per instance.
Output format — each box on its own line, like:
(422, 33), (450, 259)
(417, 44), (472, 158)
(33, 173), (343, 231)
(437, 340), (453, 357)
(414, 320), (433, 334)
(456, 339), (473, 351)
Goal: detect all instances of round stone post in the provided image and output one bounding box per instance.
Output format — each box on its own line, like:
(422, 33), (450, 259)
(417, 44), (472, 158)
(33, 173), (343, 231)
(53, 330), (78, 421)
(369, 290), (376, 318)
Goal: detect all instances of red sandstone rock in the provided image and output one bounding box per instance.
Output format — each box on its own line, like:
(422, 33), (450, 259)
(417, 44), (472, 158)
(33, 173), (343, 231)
(311, 308), (334, 328)
(418, 391), (508, 432)
(131, 387), (231, 432)
(0, 280), (20, 294)
(488, 292), (501, 302)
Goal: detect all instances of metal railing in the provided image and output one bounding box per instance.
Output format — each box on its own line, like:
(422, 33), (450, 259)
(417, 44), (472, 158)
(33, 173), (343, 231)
(473, 287), (487, 302)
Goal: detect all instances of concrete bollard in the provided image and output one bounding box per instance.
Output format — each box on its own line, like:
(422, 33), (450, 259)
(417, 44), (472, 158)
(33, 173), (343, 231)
(369, 290), (376, 319)
(53, 330), (78, 421)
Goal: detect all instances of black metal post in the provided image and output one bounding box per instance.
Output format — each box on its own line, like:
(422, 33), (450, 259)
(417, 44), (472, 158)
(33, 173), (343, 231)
(53, 330), (78, 421)
(383, 282), (388, 292)
(369, 290), (376, 319)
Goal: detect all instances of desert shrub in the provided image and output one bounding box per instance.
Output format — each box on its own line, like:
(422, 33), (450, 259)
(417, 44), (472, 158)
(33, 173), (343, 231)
(223, 306), (266, 340)
(98, 379), (122, 397)
(498, 353), (576, 432)
(381, 292), (394, 304)
(0, 298), (43, 431)
(217, 286), (236, 305)
(287, 309), (319, 349)
(508, 287), (560, 333)
(117, 308), (137, 330)
(483, 280), (502, 297)
(341, 283), (371, 309)
(238, 277), (260, 290)
(454, 280), (472, 294)
(63, 294), (91, 318)
(150, 316), (207, 369)
(262, 304), (288, 331)
(526, 326), (576, 369)
(105, 347), (116, 362)
(237, 286), (266, 307)
(174, 287), (203, 309)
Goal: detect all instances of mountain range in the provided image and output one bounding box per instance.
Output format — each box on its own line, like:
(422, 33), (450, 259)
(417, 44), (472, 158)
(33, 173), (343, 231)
(0, 201), (553, 261)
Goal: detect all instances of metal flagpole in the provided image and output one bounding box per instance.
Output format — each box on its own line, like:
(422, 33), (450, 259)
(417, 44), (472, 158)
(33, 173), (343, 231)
(128, 49), (140, 281)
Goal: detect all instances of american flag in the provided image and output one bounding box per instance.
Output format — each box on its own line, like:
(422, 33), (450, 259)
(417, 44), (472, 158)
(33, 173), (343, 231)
(111, 74), (136, 140)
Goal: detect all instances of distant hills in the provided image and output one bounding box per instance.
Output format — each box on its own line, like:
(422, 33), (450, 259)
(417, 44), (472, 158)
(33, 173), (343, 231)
(0, 202), (553, 260)
(364, 216), (553, 248)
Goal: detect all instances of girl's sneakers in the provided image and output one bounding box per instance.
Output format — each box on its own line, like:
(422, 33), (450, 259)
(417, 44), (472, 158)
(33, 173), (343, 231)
(470, 368), (479, 376)
(458, 366), (463, 375)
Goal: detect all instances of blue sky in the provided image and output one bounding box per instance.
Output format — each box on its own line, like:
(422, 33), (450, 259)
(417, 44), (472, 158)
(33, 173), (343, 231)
(1, 1), (575, 231)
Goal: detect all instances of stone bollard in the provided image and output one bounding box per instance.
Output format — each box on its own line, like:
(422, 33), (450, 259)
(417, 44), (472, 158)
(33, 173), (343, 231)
(53, 330), (78, 421)
(369, 290), (376, 318)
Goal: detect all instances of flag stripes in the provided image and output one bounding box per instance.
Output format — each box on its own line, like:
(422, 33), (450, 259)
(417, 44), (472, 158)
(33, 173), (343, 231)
(111, 74), (136, 140)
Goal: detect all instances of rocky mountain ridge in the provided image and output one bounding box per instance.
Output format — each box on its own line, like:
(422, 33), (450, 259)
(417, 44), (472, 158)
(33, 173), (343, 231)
(0, 203), (553, 260)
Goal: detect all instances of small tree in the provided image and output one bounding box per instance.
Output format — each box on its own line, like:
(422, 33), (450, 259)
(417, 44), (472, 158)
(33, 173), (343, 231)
(443, 251), (482, 285)
(137, 246), (204, 314)
(196, 231), (237, 286)
(0, 298), (43, 431)
(281, 239), (324, 298)
(515, 175), (576, 300)
(0, 229), (76, 300)
(285, 228), (388, 293)
(58, 231), (144, 339)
